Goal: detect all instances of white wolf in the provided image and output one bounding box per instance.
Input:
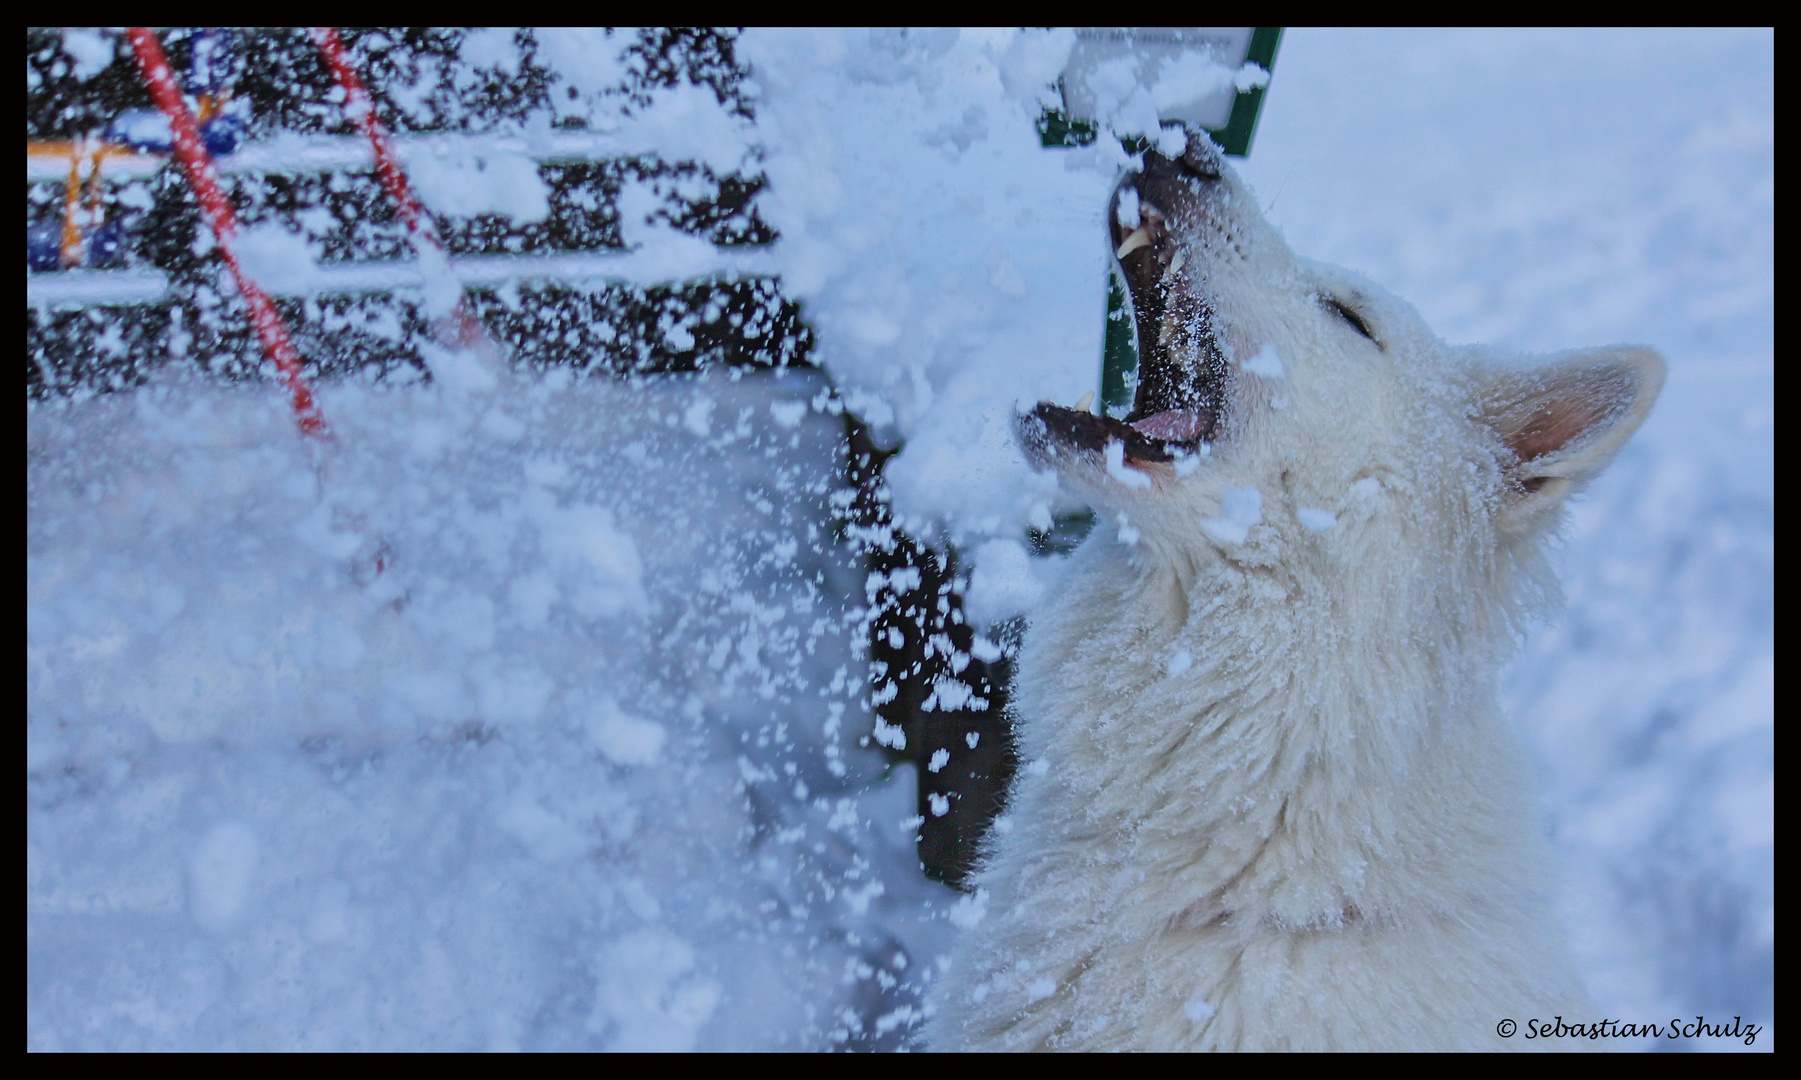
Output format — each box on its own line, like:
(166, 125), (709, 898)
(925, 130), (1663, 1052)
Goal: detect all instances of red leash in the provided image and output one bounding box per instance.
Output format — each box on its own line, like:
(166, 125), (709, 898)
(125, 27), (329, 439)
(311, 27), (497, 357)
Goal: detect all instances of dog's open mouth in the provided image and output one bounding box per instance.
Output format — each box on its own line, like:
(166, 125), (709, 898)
(1023, 136), (1231, 467)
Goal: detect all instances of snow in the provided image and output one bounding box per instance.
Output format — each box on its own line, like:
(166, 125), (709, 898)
(532, 29), (633, 125)
(1240, 343), (1284, 379)
(406, 146), (550, 223)
(458, 28), (524, 75)
(233, 221), (328, 296)
(1199, 484), (1263, 546)
(1296, 507), (1338, 532)
(962, 537), (1049, 627)
(60, 29), (114, 80)
(739, 28), (1099, 546)
(1103, 440), (1152, 489)
(26, 27), (1771, 1051)
(28, 368), (951, 1050)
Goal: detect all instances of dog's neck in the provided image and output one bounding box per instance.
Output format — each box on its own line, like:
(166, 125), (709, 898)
(1004, 526), (1548, 933)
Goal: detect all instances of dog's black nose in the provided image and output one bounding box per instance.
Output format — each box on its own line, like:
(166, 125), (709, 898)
(1140, 127), (1223, 182)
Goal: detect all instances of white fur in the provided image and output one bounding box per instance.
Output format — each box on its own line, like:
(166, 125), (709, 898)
(926, 141), (1663, 1052)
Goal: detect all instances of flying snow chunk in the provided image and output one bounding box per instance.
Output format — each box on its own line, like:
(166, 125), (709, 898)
(588, 704), (666, 766)
(1027, 978), (1057, 1002)
(964, 538), (1046, 626)
(459, 27), (521, 73)
(1185, 998), (1216, 1023)
(948, 888), (989, 930)
(1233, 62), (1271, 92)
(61, 29), (115, 80)
(407, 147), (550, 223)
(1298, 507), (1339, 531)
(1151, 50), (1236, 113)
(233, 222), (325, 296)
(1115, 186), (1141, 229)
(927, 792), (950, 817)
(1105, 441), (1151, 490)
(536, 27), (631, 105)
(1200, 485), (1262, 545)
(1242, 344), (1285, 379)
(927, 748), (950, 773)
(769, 400), (808, 428)
(682, 397), (714, 437)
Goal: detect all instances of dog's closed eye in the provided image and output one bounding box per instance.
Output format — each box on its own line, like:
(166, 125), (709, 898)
(1324, 296), (1378, 344)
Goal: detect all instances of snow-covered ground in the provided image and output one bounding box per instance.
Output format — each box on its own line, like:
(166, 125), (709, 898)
(27, 28), (1771, 1050)
(28, 368), (951, 1050)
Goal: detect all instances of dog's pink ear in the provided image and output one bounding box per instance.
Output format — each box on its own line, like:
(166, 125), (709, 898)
(1478, 346), (1665, 512)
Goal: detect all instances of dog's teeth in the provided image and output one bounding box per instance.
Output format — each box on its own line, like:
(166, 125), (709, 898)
(1166, 250), (1185, 279)
(1115, 228), (1153, 259)
(1075, 391), (1096, 414)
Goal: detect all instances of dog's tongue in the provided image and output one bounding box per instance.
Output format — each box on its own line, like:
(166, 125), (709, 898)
(1129, 409), (1208, 443)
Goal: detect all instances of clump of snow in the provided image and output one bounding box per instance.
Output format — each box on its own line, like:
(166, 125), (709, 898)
(1199, 484), (1263, 545)
(587, 701), (665, 766)
(1113, 511), (1140, 546)
(407, 146), (550, 223)
(233, 221), (327, 297)
(1114, 185), (1141, 228)
(946, 888), (988, 930)
(458, 27), (522, 75)
(535, 28), (633, 126)
(740, 28), (1109, 548)
(1241, 343), (1285, 378)
(1296, 507), (1338, 531)
(1102, 440), (1152, 490)
(1076, 46), (1261, 141)
(963, 537), (1049, 627)
(60, 28), (114, 80)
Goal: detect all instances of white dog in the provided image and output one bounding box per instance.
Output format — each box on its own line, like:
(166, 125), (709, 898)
(925, 130), (1662, 1051)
